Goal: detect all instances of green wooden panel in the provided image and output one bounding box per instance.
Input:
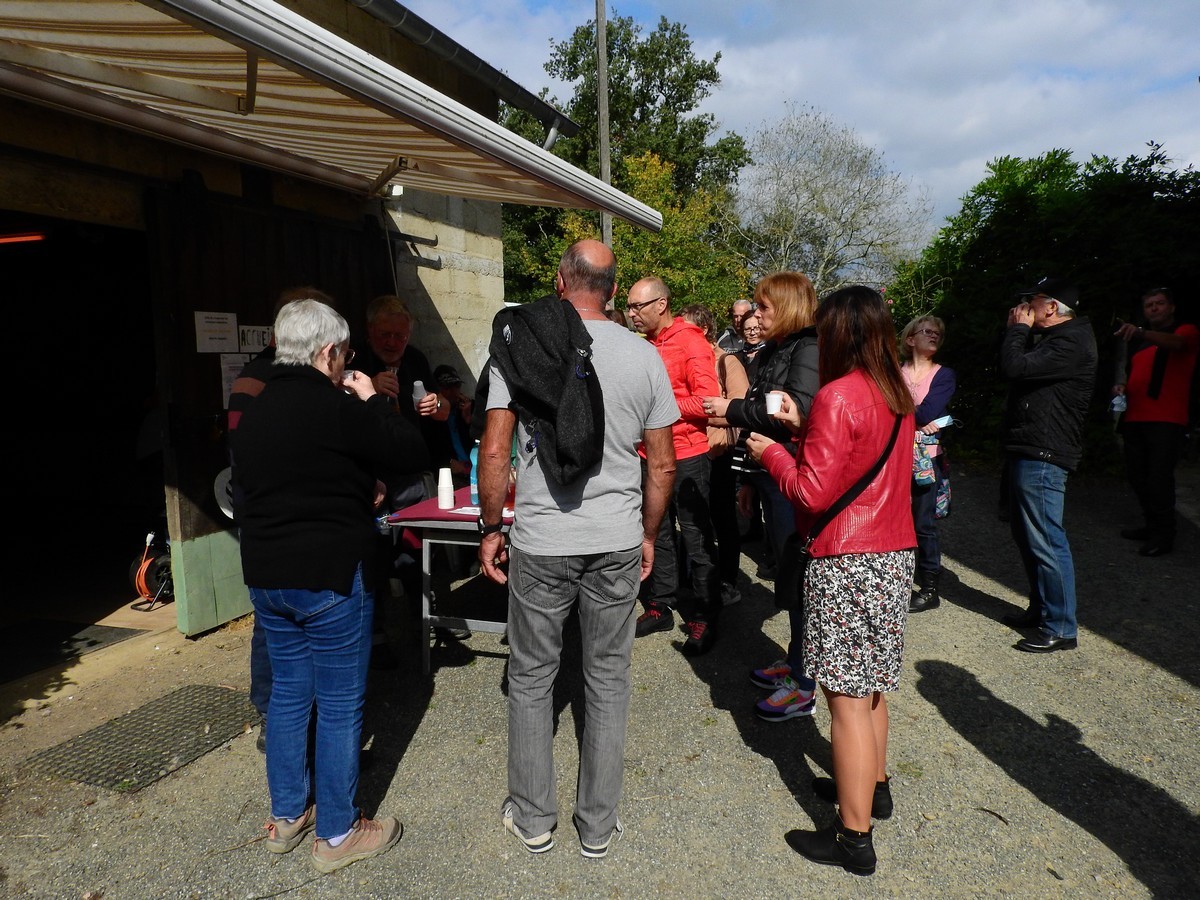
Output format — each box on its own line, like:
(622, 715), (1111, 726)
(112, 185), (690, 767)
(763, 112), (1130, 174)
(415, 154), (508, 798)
(172, 530), (249, 636)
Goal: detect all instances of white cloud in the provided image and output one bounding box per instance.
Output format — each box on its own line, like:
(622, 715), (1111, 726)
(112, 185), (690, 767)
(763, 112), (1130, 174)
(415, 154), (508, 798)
(401, 0), (1200, 225)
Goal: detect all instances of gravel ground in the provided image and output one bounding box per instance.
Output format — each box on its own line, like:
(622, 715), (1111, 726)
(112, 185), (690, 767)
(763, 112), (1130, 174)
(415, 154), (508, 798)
(1, 461), (1197, 899)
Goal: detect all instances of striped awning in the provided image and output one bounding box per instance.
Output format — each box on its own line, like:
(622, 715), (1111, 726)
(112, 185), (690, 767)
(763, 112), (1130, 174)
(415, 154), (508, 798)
(0, 0), (662, 231)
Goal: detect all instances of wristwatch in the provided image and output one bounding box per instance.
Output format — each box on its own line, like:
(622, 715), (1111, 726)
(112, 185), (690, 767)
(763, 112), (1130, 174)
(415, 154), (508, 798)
(477, 515), (503, 535)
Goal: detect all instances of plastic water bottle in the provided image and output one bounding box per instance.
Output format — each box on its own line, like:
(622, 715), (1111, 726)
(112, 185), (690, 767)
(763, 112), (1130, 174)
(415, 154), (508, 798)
(411, 379), (427, 410)
(469, 442), (480, 505)
(1110, 394), (1127, 413)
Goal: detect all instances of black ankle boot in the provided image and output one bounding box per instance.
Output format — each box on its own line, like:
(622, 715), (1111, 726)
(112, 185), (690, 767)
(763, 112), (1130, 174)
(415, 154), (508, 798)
(811, 775), (893, 819)
(909, 569), (940, 613)
(785, 814), (876, 875)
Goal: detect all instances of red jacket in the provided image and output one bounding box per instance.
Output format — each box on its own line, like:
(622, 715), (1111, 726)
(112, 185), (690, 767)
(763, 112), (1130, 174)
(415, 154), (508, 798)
(761, 369), (915, 558)
(651, 317), (719, 460)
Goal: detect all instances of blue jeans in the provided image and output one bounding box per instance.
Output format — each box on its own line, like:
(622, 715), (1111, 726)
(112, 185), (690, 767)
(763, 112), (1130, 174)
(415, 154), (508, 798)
(748, 471), (813, 688)
(251, 564), (374, 840)
(1007, 456), (1077, 640)
(505, 545), (641, 845)
(249, 610), (272, 721)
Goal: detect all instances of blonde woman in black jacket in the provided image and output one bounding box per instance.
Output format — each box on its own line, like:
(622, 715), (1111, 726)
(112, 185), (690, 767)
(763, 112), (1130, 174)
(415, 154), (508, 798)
(704, 271), (821, 722)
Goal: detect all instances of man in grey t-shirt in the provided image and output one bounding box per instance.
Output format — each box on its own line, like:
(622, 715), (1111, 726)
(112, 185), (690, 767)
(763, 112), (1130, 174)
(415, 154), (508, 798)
(478, 239), (677, 858)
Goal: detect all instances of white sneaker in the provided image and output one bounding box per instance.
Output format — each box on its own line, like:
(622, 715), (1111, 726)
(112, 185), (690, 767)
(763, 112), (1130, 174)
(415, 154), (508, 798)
(502, 801), (554, 853)
(581, 819), (624, 858)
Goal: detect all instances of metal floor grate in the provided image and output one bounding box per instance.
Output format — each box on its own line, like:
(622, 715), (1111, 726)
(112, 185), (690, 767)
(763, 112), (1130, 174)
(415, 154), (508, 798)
(26, 684), (257, 792)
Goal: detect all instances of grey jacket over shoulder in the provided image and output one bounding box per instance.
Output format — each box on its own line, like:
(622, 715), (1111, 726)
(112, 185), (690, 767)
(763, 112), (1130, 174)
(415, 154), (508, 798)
(1000, 315), (1098, 471)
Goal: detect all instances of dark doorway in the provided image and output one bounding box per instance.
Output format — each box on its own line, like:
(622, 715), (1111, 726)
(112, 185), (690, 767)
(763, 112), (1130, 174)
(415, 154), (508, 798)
(5, 210), (160, 622)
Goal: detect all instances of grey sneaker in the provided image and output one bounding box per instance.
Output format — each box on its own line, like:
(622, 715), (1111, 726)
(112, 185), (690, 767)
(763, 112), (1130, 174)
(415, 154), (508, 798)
(311, 815), (403, 873)
(580, 819), (624, 859)
(502, 800), (554, 853)
(263, 805), (315, 854)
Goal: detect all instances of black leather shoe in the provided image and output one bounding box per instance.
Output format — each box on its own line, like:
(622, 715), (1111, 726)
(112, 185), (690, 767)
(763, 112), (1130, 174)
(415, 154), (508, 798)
(1002, 608), (1040, 629)
(812, 776), (893, 820)
(1138, 540), (1173, 557)
(909, 590), (940, 613)
(1015, 634), (1077, 653)
(785, 815), (876, 876)
(1120, 526), (1148, 541)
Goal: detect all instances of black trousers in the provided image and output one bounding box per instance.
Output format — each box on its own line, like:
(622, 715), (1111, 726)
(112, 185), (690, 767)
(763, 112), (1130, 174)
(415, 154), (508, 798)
(1123, 421), (1186, 541)
(647, 453), (721, 622)
(709, 451), (742, 587)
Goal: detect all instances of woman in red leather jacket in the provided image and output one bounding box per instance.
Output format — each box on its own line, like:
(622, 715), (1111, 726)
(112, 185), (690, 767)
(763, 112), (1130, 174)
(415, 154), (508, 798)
(747, 285), (915, 876)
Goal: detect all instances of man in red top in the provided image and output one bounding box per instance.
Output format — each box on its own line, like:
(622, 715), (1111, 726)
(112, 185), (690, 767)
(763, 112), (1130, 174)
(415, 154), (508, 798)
(1113, 287), (1199, 557)
(627, 276), (723, 654)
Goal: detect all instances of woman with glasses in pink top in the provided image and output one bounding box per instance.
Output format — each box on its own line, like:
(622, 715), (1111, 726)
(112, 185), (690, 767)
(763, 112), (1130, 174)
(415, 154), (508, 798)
(898, 315), (956, 613)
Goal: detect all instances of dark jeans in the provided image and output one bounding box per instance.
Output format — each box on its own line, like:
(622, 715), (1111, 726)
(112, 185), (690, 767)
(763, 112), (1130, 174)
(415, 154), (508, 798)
(911, 471), (940, 575)
(250, 611), (272, 720)
(647, 454), (720, 622)
(1123, 421), (1185, 542)
(709, 452), (741, 586)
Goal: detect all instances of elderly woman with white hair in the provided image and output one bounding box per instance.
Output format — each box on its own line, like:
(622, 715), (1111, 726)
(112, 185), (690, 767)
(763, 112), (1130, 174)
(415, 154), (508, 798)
(232, 296), (427, 873)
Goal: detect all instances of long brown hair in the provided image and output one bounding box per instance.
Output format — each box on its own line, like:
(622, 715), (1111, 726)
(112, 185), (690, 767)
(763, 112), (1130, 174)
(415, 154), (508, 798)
(815, 286), (914, 415)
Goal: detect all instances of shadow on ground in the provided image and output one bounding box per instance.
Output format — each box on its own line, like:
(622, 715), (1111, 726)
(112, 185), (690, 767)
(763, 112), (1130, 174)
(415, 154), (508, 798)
(939, 464), (1200, 689)
(916, 659), (1200, 896)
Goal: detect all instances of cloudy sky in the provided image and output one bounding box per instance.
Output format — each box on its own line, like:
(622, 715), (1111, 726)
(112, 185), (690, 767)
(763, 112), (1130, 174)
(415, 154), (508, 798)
(402, 1), (1199, 228)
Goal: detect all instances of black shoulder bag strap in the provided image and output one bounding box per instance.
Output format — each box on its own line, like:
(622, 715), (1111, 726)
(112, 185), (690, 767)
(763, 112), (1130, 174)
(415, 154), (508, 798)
(800, 413), (903, 554)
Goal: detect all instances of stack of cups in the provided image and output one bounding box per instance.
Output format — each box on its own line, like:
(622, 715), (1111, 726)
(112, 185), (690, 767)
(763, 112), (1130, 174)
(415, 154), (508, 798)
(437, 467), (455, 509)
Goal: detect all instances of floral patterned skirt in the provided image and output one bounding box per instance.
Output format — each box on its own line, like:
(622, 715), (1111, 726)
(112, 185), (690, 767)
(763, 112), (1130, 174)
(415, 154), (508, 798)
(802, 549), (914, 697)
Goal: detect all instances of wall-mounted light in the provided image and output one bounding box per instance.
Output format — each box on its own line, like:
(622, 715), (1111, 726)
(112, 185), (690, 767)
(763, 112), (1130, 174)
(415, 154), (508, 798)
(0, 232), (47, 244)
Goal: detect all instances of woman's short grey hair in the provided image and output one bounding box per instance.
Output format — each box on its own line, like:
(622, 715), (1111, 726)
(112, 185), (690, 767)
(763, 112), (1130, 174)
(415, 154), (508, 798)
(274, 298), (350, 366)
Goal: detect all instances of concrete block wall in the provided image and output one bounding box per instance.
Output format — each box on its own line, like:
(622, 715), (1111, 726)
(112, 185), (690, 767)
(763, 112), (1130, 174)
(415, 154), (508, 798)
(387, 188), (507, 395)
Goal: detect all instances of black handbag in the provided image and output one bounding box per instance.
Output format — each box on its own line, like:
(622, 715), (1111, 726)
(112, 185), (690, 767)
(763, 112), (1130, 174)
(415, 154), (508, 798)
(776, 413), (903, 610)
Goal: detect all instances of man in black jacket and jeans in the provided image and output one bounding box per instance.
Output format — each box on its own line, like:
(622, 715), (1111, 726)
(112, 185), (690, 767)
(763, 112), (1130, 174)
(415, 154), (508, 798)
(999, 277), (1098, 653)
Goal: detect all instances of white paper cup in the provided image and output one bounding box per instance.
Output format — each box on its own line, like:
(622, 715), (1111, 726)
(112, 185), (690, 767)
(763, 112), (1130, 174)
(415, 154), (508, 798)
(436, 467), (455, 509)
(765, 391), (783, 415)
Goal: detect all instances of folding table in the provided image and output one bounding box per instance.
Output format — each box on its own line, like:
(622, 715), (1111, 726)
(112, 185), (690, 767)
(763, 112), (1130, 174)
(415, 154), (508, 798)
(386, 486), (511, 674)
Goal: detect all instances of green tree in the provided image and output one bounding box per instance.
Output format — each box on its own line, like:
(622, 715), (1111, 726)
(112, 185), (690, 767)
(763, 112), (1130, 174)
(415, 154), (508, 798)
(562, 152), (750, 311)
(543, 15), (748, 195)
(500, 14), (748, 304)
(888, 144), (1200, 466)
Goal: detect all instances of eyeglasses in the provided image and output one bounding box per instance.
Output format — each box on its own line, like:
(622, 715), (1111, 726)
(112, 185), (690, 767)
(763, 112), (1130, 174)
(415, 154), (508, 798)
(340, 347), (356, 365)
(915, 329), (941, 339)
(371, 330), (410, 343)
(626, 296), (665, 313)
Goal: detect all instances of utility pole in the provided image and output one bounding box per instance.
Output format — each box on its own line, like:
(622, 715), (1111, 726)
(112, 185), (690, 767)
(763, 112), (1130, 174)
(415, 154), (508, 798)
(595, 0), (612, 249)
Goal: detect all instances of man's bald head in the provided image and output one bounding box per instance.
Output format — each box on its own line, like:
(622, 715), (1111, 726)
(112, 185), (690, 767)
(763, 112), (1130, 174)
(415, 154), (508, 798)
(558, 240), (617, 303)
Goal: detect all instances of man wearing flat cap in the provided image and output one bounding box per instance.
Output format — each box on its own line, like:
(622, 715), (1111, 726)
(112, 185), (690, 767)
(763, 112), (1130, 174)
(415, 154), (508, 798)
(999, 276), (1097, 653)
